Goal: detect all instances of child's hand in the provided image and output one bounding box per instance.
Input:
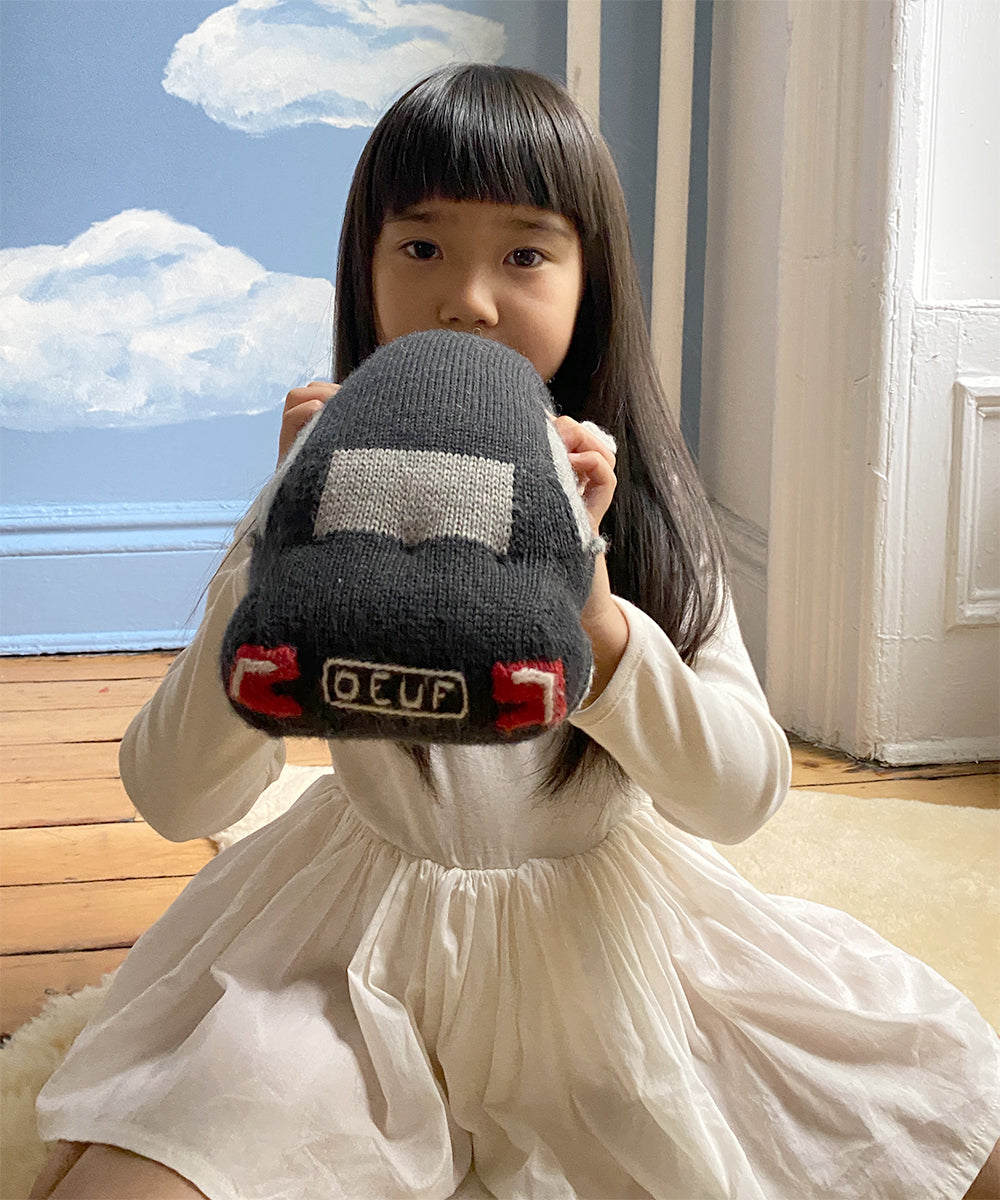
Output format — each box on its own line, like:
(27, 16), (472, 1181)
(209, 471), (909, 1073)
(554, 415), (627, 697)
(552, 415), (617, 537)
(278, 382), (340, 464)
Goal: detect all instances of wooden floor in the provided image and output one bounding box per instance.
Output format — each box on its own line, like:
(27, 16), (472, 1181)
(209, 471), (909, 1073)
(2, 651), (997, 1038)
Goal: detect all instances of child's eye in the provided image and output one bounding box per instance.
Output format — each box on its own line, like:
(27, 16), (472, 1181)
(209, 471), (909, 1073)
(403, 240), (439, 261)
(507, 248), (544, 268)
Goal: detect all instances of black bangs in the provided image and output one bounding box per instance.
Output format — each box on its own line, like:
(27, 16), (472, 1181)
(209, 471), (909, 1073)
(335, 63), (607, 377)
(365, 65), (596, 227)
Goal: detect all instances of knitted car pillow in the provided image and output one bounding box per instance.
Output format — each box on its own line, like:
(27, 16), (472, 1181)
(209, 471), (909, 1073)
(220, 329), (605, 743)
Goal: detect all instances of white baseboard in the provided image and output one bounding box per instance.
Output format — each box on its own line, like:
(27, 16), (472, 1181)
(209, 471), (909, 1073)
(1, 500), (247, 654)
(871, 737), (1000, 768)
(1, 629), (197, 655)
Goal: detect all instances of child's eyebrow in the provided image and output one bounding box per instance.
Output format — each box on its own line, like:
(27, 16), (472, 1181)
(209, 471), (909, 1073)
(385, 207), (575, 240)
(506, 215), (576, 240)
(383, 209), (438, 226)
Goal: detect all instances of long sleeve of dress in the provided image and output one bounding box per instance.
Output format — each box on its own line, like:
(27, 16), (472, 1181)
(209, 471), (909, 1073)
(118, 504), (287, 842)
(570, 596), (791, 844)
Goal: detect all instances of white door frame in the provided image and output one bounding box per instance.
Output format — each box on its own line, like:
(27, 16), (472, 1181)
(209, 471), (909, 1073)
(765, 0), (999, 763)
(764, 0), (898, 759)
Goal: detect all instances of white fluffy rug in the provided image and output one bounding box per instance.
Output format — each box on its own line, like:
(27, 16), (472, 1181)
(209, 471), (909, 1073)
(3, 771), (997, 1198)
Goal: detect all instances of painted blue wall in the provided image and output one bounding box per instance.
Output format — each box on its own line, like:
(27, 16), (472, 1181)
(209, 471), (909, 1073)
(601, 0), (661, 317)
(1, 0), (666, 654)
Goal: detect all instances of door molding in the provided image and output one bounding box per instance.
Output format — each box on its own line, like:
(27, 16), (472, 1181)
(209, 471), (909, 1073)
(764, 0), (999, 763)
(765, 0), (897, 758)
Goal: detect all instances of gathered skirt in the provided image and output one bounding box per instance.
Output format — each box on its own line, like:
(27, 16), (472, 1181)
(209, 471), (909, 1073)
(37, 776), (1000, 1199)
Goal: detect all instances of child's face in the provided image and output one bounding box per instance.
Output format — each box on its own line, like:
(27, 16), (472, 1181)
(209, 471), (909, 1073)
(371, 198), (584, 382)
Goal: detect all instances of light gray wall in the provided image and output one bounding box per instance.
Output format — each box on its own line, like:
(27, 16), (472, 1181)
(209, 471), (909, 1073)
(699, 0), (790, 676)
(599, 0), (662, 318)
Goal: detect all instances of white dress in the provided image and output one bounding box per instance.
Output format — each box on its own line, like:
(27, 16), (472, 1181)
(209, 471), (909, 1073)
(37, 512), (1000, 1200)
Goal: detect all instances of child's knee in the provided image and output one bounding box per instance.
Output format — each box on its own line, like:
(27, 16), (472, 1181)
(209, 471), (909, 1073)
(38, 1142), (208, 1200)
(29, 1140), (88, 1199)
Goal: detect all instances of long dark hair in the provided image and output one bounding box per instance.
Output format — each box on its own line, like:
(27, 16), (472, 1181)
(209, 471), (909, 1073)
(334, 63), (728, 793)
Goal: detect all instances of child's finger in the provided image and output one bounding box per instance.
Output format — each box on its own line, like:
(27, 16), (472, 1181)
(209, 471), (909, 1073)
(567, 448), (617, 532)
(282, 381), (339, 416)
(278, 383), (339, 463)
(278, 400), (324, 463)
(568, 450), (616, 498)
(578, 420), (618, 459)
(553, 414), (617, 470)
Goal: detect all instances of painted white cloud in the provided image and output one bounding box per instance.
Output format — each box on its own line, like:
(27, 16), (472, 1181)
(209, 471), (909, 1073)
(0, 210), (334, 432)
(162, 0), (505, 133)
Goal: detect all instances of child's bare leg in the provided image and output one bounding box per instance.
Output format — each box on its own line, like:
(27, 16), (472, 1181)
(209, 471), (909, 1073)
(29, 1142), (87, 1198)
(966, 1138), (1000, 1200)
(31, 1143), (207, 1200)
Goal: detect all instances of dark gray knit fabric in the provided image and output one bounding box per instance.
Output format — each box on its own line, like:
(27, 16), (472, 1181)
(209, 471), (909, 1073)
(220, 330), (601, 743)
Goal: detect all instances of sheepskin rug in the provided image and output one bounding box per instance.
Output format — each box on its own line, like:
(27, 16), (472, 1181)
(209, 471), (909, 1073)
(3, 770), (997, 1198)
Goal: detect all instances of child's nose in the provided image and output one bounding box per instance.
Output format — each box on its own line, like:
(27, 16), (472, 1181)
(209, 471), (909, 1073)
(437, 270), (499, 331)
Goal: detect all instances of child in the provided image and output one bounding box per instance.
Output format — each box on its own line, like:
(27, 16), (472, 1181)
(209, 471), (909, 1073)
(32, 64), (1000, 1200)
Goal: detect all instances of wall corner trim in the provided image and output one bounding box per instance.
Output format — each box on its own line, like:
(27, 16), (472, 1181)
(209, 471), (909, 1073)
(566, 0), (601, 129)
(650, 0), (696, 422)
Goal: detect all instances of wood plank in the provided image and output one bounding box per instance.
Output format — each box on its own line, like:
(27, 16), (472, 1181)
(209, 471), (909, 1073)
(1, 778), (137, 830)
(789, 737), (999, 788)
(0, 652), (176, 684)
(1, 877), (194, 955)
(1, 741), (120, 784)
(1, 948), (131, 1036)
(1, 706), (137, 747)
(2, 746), (329, 825)
(800, 773), (1000, 809)
(1, 824), (216, 886)
(0, 677), (160, 713)
(287, 739), (333, 767)
(3, 737), (326, 783)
